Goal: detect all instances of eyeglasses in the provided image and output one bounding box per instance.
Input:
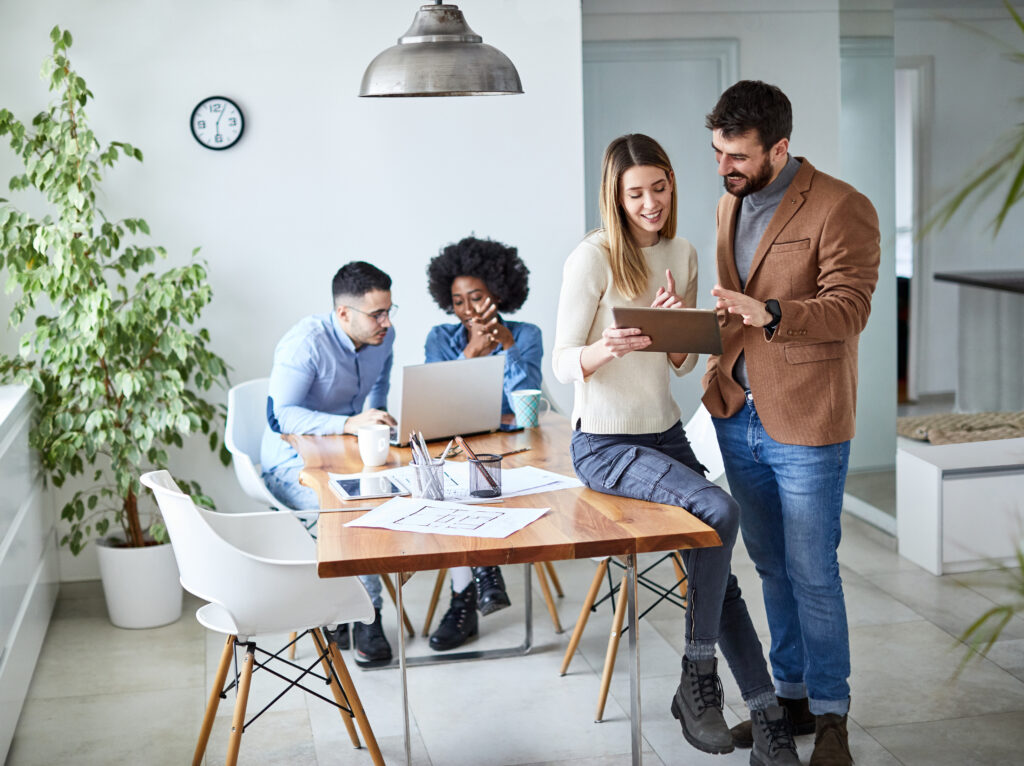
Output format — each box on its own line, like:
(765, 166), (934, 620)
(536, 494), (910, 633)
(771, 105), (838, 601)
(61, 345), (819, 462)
(345, 304), (398, 324)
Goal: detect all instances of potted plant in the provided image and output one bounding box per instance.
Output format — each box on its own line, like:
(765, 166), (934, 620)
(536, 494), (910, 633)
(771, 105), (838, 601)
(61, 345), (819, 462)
(0, 27), (231, 628)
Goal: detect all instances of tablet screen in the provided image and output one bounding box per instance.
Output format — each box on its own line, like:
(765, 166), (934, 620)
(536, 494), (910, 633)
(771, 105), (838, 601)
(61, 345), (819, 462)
(332, 476), (408, 500)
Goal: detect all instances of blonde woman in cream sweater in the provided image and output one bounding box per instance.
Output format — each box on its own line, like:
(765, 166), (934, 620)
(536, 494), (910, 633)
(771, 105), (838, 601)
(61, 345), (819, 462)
(553, 134), (795, 763)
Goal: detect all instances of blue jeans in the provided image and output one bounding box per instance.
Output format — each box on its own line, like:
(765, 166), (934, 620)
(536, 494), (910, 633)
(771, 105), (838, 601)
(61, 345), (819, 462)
(263, 466), (383, 610)
(713, 392), (851, 716)
(570, 422), (774, 702)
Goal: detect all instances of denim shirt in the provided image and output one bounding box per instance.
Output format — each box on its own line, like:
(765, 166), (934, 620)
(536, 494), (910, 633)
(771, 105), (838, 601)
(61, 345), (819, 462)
(260, 311), (393, 476)
(423, 319), (543, 415)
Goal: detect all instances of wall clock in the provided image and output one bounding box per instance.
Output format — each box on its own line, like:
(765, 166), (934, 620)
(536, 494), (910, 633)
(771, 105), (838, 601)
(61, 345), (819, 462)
(189, 96), (244, 150)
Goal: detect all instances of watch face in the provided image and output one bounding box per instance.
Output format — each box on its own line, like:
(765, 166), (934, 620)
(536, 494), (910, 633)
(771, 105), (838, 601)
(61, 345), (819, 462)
(190, 96), (244, 150)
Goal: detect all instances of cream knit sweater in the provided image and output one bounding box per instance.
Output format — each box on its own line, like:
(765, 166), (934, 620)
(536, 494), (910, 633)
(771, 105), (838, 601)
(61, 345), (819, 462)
(553, 230), (699, 435)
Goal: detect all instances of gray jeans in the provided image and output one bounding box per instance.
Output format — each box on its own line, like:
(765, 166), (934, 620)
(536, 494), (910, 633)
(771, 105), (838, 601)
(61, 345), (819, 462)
(569, 422), (773, 701)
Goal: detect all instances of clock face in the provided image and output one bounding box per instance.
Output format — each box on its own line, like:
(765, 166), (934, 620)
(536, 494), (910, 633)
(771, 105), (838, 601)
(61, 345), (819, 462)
(190, 96), (244, 150)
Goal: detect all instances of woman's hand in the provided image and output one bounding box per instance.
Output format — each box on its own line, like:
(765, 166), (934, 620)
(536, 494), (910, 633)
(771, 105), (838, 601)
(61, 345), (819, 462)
(473, 297), (515, 349)
(651, 269), (685, 310)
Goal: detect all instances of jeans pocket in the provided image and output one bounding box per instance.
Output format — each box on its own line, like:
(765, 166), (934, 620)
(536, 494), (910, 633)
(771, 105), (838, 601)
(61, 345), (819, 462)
(603, 446), (672, 493)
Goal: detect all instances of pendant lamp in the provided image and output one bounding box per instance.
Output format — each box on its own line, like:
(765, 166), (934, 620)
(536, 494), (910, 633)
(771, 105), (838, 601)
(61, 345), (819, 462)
(359, 2), (523, 97)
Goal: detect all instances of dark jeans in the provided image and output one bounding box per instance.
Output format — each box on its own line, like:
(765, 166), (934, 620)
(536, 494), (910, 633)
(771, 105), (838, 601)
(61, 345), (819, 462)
(570, 422), (773, 701)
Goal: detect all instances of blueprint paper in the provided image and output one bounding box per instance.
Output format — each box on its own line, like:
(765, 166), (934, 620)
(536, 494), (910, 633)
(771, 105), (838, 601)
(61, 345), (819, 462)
(343, 496), (549, 538)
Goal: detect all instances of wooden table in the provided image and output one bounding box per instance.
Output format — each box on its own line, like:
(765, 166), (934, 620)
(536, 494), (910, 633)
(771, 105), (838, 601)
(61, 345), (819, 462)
(288, 413), (721, 765)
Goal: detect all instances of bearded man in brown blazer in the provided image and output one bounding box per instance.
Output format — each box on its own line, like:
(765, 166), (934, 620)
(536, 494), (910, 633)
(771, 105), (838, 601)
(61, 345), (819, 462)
(702, 81), (880, 766)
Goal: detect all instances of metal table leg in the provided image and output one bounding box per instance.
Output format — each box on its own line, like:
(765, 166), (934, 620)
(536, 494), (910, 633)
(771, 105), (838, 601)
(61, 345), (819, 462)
(397, 573), (411, 766)
(626, 553), (642, 765)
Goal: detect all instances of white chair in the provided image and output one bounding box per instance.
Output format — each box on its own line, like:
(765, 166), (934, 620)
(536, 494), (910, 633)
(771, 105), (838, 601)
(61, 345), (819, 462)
(140, 470), (384, 766)
(225, 378), (306, 513)
(225, 377), (415, 638)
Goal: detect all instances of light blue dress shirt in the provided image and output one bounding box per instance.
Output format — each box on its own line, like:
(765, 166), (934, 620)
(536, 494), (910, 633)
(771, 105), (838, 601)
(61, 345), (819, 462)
(260, 311), (394, 479)
(423, 319), (543, 415)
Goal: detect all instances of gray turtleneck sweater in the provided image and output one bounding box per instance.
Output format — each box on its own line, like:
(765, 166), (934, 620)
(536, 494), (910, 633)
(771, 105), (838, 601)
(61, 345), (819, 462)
(733, 154), (801, 389)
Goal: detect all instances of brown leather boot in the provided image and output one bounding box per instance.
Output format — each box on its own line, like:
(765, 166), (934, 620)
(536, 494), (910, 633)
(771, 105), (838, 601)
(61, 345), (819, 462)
(809, 713), (853, 765)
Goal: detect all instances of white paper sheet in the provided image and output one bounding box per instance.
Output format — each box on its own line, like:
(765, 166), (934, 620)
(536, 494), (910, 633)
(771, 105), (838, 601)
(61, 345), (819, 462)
(343, 496), (549, 538)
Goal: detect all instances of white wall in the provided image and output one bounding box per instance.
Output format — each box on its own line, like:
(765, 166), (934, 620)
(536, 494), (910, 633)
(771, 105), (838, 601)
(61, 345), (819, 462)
(0, 0), (584, 579)
(895, 5), (1024, 394)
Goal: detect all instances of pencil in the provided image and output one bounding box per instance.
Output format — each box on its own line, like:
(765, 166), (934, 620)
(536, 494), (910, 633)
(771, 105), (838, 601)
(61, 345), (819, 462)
(455, 435), (499, 489)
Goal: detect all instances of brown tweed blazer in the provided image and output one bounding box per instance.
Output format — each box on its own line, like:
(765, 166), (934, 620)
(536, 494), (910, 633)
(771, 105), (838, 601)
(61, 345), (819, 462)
(701, 158), (880, 446)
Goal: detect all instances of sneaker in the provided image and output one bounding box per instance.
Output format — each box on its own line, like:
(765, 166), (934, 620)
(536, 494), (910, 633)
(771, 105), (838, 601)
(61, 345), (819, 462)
(472, 566), (511, 616)
(429, 582), (479, 651)
(352, 608), (392, 667)
(324, 623), (350, 650)
(809, 713), (853, 766)
(732, 696), (815, 748)
(670, 656), (734, 754)
(751, 705), (800, 766)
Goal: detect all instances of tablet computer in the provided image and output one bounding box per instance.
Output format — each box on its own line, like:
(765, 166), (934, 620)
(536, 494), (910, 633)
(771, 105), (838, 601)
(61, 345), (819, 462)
(611, 307), (723, 355)
(330, 476), (409, 501)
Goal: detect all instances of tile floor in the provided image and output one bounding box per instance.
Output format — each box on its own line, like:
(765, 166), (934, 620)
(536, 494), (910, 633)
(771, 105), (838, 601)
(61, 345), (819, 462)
(8, 510), (1024, 765)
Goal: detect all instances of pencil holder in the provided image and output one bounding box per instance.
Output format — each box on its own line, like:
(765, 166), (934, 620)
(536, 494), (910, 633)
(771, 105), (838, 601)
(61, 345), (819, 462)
(410, 458), (445, 501)
(469, 454), (502, 498)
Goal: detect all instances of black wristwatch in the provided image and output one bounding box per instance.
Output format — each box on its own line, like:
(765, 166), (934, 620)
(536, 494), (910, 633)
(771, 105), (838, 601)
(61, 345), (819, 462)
(764, 299), (782, 331)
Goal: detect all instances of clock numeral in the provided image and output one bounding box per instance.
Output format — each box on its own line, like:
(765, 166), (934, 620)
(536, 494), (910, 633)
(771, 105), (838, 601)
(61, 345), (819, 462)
(197, 120), (206, 129)
(210, 103), (223, 112)
(215, 134), (223, 143)
(228, 117), (237, 127)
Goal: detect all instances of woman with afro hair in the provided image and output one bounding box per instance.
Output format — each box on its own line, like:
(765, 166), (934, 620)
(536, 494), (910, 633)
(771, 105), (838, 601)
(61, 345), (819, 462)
(425, 235), (543, 418)
(423, 235), (543, 651)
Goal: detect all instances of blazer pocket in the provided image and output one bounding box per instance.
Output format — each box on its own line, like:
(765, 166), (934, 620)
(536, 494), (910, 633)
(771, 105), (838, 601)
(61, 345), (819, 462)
(768, 239), (811, 254)
(785, 340), (845, 364)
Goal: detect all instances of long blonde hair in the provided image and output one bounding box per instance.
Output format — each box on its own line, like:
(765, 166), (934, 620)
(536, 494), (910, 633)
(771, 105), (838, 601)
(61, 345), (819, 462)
(598, 134), (677, 300)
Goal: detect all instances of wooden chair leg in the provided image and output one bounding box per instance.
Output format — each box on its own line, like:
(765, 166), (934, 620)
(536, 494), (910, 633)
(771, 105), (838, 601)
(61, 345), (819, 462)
(382, 573), (415, 638)
(193, 634), (235, 766)
(328, 641), (386, 766)
(595, 573), (629, 723)
(225, 641), (256, 766)
(534, 562), (563, 633)
(671, 551), (688, 601)
(422, 568), (449, 636)
(311, 629), (361, 748)
(560, 558), (609, 676)
(544, 561), (564, 597)
(288, 630), (298, 660)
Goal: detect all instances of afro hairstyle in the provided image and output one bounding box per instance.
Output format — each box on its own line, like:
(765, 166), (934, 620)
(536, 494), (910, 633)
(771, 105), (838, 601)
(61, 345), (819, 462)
(427, 236), (530, 314)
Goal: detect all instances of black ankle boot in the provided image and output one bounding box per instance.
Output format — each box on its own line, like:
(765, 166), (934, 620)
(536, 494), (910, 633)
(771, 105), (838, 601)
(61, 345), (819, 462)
(429, 582), (479, 651)
(472, 566), (511, 616)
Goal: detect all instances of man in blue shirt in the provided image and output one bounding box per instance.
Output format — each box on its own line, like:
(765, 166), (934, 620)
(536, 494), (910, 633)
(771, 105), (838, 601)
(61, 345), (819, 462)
(261, 261), (397, 665)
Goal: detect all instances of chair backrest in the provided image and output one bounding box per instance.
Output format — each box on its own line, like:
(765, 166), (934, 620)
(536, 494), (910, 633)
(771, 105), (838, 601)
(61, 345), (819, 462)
(140, 470), (373, 637)
(225, 378), (289, 508)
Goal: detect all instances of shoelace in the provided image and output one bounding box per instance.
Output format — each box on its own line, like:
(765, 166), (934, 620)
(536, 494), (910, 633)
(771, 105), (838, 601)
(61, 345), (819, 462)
(691, 670), (724, 712)
(439, 598), (472, 630)
(474, 567), (504, 593)
(762, 715), (796, 753)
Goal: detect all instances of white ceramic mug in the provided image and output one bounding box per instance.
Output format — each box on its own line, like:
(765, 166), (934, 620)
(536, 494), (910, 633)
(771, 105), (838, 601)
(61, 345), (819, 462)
(357, 423), (391, 467)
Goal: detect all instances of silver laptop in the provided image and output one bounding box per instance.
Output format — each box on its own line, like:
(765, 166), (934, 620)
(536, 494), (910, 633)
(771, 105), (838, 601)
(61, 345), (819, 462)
(390, 355), (505, 446)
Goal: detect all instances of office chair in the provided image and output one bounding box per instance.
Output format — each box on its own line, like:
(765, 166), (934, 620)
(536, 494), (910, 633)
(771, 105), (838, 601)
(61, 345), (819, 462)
(225, 378), (415, 641)
(140, 470), (384, 766)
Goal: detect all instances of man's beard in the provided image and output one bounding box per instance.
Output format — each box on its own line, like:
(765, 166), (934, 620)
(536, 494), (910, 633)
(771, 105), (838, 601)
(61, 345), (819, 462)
(723, 154), (774, 198)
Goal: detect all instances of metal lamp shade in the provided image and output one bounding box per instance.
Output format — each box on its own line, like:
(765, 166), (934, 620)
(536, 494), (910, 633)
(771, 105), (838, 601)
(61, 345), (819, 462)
(359, 3), (523, 97)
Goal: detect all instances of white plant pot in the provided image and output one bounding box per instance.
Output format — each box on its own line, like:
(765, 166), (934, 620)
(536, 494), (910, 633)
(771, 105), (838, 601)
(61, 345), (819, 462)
(96, 536), (183, 629)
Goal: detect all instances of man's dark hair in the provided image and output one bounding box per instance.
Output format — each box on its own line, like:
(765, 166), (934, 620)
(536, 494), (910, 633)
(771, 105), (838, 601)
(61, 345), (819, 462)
(705, 80), (792, 151)
(331, 261), (392, 306)
(426, 236), (530, 314)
